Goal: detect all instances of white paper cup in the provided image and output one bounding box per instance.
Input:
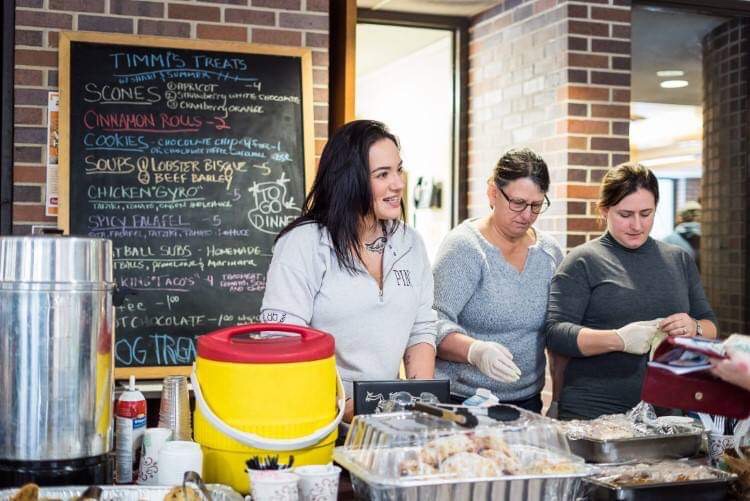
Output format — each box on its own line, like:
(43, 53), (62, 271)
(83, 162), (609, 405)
(137, 427), (173, 485)
(157, 440), (202, 485)
(708, 432), (737, 468)
(295, 464), (341, 501)
(248, 470), (299, 501)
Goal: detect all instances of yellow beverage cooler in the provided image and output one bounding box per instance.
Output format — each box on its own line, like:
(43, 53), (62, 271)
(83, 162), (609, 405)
(191, 323), (343, 494)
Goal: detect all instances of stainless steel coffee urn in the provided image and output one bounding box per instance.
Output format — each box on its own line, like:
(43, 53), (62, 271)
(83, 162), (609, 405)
(0, 236), (115, 486)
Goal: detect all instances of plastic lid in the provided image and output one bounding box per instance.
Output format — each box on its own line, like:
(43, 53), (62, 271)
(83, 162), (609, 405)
(197, 323), (335, 364)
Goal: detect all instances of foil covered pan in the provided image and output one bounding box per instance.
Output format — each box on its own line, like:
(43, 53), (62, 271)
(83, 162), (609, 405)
(567, 431), (703, 464)
(584, 468), (735, 501)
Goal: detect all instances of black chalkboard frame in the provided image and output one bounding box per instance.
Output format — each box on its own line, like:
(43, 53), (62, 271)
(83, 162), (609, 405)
(57, 31), (316, 379)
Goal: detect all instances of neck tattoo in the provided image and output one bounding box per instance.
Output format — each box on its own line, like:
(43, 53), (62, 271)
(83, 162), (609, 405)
(365, 236), (387, 254)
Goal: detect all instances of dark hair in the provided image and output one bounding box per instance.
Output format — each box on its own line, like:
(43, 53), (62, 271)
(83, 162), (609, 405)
(598, 163), (659, 210)
(276, 119), (403, 274)
(491, 148), (550, 192)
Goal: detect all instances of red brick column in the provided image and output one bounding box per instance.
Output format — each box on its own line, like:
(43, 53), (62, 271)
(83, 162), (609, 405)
(468, 0), (632, 249)
(13, 0), (329, 233)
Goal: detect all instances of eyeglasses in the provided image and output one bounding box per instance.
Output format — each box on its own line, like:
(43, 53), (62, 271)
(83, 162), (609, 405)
(497, 187), (550, 214)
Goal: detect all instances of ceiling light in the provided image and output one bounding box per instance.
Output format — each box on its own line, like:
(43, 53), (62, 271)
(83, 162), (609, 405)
(657, 70), (685, 77)
(660, 80), (689, 89)
(640, 155), (697, 167)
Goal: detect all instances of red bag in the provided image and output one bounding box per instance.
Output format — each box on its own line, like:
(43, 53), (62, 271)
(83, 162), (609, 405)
(641, 339), (750, 419)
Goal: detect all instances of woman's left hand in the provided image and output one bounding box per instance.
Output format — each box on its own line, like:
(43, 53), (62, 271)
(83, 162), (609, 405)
(659, 313), (697, 337)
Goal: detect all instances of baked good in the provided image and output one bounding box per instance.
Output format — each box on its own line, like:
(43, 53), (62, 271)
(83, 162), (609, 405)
(439, 452), (502, 478)
(11, 484), (39, 501)
(163, 486), (202, 501)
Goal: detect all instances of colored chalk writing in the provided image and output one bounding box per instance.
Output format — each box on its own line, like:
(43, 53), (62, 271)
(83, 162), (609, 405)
(59, 34), (313, 372)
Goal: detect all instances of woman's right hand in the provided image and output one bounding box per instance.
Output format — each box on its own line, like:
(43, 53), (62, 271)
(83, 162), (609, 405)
(614, 320), (660, 354)
(467, 340), (521, 382)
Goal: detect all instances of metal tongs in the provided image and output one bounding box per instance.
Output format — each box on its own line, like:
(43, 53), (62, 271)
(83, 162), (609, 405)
(409, 401), (479, 428)
(183, 470), (212, 501)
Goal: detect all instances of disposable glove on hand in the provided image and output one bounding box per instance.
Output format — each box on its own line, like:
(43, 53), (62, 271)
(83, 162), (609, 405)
(467, 340), (522, 383)
(615, 320), (661, 355)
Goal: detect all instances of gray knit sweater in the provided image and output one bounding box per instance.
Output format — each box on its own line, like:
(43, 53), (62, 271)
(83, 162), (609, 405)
(545, 232), (717, 419)
(433, 219), (563, 400)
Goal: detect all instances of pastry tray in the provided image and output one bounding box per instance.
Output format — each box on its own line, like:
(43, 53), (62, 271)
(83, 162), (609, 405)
(583, 467), (736, 501)
(335, 445), (591, 501)
(0, 484), (244, 501)
(567, 431), (703, 464)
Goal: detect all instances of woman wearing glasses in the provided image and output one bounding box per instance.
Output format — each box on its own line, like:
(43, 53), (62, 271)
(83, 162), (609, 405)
(545, 163), (717, 419)
(432, 148), (562, 412)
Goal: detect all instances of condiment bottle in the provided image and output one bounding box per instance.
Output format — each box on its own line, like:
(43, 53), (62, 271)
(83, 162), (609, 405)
(115, 375), (147, 483)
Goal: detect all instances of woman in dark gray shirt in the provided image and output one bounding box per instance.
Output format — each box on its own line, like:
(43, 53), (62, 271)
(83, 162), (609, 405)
(545, 163), (718, 420)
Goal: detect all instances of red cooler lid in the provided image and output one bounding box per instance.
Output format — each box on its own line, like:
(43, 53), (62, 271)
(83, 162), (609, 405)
(197, 323), (335, 363)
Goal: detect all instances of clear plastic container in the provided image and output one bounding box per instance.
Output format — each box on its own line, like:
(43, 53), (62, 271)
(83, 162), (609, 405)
(334, 406), (592, 501)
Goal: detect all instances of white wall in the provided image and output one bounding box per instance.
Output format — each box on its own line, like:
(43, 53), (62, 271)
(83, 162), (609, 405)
(356, 30), (454, 263)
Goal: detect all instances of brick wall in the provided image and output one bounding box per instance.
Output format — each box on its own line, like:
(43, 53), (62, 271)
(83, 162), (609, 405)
(13, 0), (329, 233)
(468, 0), (569, 244)
(468, 0), (632, 249)
(702, 18), (749, 335)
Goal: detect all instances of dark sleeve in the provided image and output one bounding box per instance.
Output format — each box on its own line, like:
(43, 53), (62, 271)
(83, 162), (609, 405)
(684, 254), (718, 326)
(545, 253), (590, 357)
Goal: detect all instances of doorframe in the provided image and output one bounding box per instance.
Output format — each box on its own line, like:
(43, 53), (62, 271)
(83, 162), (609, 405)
(355, 9), (469, 225)
(0, 2), (13, 235)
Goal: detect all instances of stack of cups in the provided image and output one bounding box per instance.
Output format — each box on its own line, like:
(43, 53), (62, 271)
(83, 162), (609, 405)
(158, 375), (192, 440)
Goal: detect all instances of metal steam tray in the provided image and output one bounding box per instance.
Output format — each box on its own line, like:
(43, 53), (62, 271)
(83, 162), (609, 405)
(567, 430), (703, 464)
(0, 484), (243, 501)
(584, 467), (736, 501)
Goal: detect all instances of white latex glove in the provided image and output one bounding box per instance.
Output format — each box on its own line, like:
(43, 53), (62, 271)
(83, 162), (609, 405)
(467, 340), (522, 383)
(615, 320), (660, 355)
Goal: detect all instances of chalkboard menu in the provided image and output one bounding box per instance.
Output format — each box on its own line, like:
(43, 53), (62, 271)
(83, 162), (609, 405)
(58, 33), (315, 378)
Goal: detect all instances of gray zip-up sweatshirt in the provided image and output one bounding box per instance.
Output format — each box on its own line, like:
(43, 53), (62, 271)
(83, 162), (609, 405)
(260, 222), (437, 396)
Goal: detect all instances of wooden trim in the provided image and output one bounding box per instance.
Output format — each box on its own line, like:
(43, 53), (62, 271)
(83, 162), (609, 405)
(0, 2), (13, 235)
(115, 365), (191, 380)
(357, 9), (469, 226)
(58, 34), (71, 234)
(454, 22), (469, 224)
(357, 8), (467, 30)
(329, 0), (357, 133)
(300, 48), (316, 193)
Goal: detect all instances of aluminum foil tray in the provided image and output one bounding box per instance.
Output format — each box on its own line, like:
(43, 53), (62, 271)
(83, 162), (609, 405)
(568, 431), (703, 464)
(583, 467), (736, 501)
(0, 484), (243, 501)
(336, 410), (593, 500)
(336, 447), (587, 501)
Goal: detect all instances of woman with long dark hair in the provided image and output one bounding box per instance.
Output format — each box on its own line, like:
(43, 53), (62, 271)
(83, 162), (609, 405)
(261, 120), (437, 421)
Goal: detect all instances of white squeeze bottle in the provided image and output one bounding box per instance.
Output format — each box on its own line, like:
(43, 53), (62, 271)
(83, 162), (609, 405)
(115, 375), (147, 483)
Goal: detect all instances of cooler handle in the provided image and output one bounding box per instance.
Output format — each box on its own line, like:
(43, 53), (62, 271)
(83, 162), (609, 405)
(190, 364), (345, 451)
(202, 323), (327, 344)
